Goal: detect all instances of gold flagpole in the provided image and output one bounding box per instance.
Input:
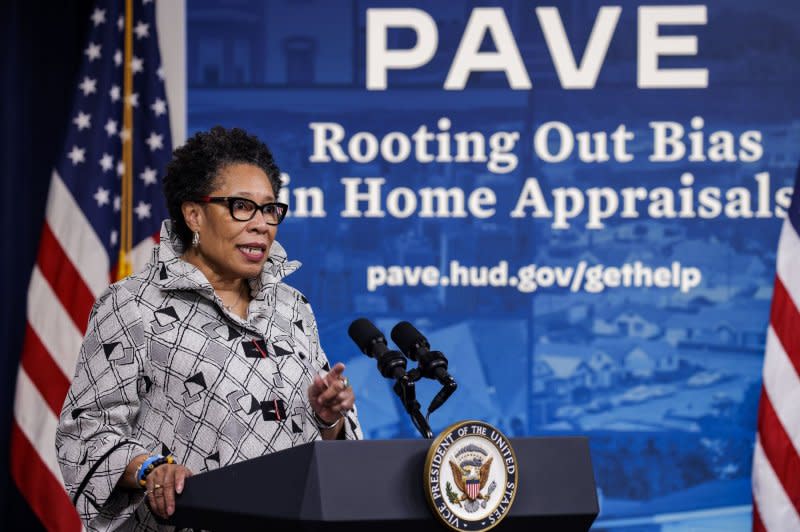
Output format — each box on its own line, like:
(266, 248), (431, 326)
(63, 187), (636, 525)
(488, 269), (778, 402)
(117, 0), (134, 279)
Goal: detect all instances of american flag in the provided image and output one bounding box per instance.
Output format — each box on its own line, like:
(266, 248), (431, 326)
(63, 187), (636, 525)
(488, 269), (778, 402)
(11, 0), (171, 529)
(752, 166), (800, 531)
(466, 478), (481, 500)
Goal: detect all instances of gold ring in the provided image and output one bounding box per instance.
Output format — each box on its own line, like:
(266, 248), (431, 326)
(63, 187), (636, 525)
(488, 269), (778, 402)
(341, 377), (350, 389)
(153, 484), (162, 490)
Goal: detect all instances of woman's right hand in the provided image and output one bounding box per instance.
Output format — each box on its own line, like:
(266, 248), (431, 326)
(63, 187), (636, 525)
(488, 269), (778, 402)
(144, 463), (193, 519)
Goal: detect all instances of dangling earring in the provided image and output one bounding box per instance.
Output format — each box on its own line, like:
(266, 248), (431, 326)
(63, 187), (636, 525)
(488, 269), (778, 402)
(192, 231), (200, 248)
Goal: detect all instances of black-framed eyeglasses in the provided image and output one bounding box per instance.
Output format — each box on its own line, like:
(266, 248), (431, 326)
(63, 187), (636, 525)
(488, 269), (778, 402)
(198, 196), (289, 225)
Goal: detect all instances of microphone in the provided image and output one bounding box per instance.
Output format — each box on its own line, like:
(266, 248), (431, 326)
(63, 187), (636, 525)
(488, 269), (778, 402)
(390, 321), (457, 415)
(348, 318), (407, 380)
(348, 318), (434, 439)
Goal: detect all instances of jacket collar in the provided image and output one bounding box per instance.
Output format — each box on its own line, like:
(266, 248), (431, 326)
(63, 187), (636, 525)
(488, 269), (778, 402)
(150, 220), (301, 299)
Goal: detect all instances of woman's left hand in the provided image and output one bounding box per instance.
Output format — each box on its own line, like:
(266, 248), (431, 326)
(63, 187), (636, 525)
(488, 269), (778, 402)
(145, 463), (193, 519)
(307, 362), (355, 429)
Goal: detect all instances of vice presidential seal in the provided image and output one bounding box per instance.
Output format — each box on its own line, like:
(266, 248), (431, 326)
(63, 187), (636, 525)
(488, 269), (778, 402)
(424, 420), (518, 532)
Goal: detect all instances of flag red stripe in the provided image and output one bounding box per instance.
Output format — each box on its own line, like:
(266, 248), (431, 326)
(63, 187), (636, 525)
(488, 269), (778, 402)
(757, 387), (800, 517)
(10, 422), (81, 532)
(37, 222), (96, 333)
(20, 324), (71, 416)
(753, 499), (767, 532)
(770, 276), (800, 378)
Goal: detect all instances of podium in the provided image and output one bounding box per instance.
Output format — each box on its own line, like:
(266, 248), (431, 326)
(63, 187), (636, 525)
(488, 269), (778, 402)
(168, 437), (598, 531)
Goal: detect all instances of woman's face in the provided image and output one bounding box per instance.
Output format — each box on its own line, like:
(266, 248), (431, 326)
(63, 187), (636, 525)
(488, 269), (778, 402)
(184, 162), (278, 282)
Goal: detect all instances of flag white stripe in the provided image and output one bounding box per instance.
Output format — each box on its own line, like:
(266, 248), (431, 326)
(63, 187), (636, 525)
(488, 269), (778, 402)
(753, 437), (800, 531)
(46, 171), (109, 299)
(27, 266), (83, 380)
(13, 368), (65, 483)
(763, 326), (800, 455)
(776, 219), (800, 309)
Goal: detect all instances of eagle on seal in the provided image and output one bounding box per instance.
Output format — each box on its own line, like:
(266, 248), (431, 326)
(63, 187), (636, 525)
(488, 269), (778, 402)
(449, 457), (493, 501)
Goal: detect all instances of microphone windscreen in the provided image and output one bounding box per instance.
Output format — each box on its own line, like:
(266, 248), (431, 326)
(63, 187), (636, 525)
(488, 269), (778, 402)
(348, 318), (384, 354)
(390, 321), (424, 354)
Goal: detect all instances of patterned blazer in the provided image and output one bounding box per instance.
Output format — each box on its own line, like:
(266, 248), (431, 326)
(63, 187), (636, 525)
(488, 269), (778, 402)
(56, 220), (363, 531)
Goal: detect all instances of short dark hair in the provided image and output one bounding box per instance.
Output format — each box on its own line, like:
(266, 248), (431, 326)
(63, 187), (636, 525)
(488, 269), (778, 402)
(162, 126), (282, 247)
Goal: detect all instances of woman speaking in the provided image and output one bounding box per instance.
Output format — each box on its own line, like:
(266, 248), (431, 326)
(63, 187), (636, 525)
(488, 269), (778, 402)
(55, 127), (362, 530)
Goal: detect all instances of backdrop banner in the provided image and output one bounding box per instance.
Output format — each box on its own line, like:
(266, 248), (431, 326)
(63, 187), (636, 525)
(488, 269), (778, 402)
(186, 1), (800, 528)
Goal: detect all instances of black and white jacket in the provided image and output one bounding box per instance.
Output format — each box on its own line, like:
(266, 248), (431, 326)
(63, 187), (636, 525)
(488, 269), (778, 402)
(56, 220), (362, 530)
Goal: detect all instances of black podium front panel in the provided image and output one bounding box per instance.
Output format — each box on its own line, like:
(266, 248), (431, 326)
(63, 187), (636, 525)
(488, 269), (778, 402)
(168, 437), (598, 531)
